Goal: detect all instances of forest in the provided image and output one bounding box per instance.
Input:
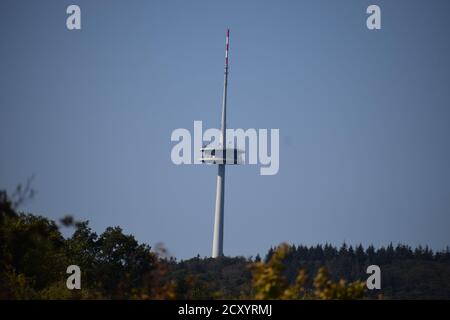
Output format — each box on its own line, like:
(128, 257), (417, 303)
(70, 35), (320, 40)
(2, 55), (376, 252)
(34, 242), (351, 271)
(1, 186), (450, 300)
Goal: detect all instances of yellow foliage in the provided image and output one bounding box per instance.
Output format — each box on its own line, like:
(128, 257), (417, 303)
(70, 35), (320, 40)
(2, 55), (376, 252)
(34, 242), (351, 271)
(250, 243), (365, 300)
(313, 267), (365, 300)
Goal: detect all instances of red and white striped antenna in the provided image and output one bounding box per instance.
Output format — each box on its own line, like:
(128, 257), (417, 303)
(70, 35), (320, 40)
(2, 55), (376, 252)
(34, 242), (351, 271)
(220, 28), (229, 146)
(225, 28), (230, 68)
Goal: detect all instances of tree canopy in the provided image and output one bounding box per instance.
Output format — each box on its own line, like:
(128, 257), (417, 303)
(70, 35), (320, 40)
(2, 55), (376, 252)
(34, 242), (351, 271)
(1, 188), (450, 299)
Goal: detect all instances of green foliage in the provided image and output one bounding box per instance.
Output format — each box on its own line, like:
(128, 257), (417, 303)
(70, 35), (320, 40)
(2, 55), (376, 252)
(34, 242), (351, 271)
(0, 268), (37, 299)
(1, 190), (68, 298)
(2, 188), (450, 299)
(0, 189), (158, 299)
(166, 256), (252, 299)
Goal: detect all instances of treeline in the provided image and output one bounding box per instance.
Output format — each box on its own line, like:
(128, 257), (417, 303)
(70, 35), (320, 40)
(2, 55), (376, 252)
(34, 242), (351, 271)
(265, 242), (450, 299)
(1, 188), (450, 299)
(163, 242), (450, 299)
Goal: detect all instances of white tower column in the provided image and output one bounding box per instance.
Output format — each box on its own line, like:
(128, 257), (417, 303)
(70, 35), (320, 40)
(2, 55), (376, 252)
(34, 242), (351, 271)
(212, 164), (225, 258)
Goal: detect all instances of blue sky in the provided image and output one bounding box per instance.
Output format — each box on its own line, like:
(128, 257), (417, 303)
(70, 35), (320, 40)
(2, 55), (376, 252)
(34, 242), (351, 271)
(1, 0), (450, 259)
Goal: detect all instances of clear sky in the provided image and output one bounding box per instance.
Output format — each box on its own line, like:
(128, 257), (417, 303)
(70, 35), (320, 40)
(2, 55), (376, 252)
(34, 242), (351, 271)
(1, 0), (450, 259)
